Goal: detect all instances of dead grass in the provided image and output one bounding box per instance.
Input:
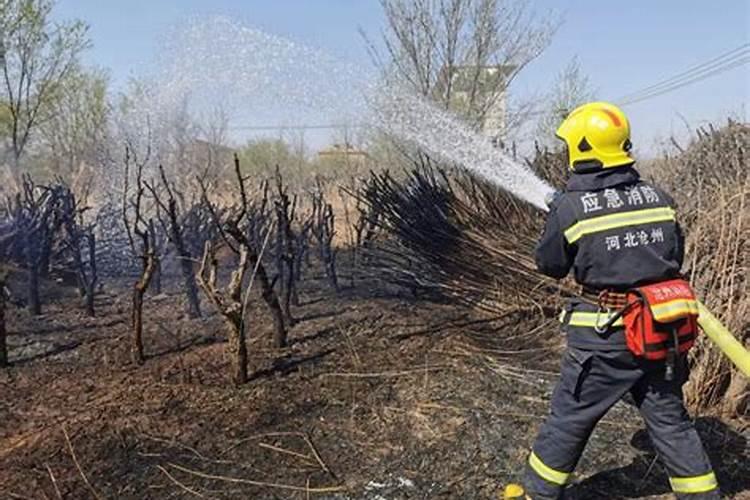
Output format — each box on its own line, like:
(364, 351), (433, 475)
(644, 120), (749, 416)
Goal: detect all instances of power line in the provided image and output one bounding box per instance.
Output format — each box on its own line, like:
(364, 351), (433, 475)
(228, 123), (368, 131)
(620, 57), (749, 105)
(620, 54), (749, 104)
(618, 43), (749, 105)
(618, 43), (748, 102)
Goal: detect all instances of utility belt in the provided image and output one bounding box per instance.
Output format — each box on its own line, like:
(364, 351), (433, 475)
(580, 286), (629, 310)
(570, 279), (699, 380)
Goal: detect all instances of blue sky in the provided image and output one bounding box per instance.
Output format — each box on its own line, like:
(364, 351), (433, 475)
(53, 0), (749, 155)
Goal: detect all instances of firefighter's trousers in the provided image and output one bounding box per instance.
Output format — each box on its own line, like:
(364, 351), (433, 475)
(524, 348), (719, 499)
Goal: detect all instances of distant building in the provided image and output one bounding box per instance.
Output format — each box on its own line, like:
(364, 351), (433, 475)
(317, 143), (369, 169)
(438, 65), (514, 142)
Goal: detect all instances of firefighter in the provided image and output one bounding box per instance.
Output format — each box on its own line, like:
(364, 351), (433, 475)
(516, 102), (719, 499)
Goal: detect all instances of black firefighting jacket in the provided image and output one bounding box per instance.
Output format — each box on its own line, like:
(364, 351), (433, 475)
(536, 165), (685, 349)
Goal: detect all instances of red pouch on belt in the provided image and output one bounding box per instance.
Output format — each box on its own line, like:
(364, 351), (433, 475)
(622, 279), (699, 360)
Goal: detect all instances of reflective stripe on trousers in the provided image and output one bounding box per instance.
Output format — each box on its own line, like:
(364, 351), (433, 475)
(670, 472), (719, 494)
(528, 451), (570, 486)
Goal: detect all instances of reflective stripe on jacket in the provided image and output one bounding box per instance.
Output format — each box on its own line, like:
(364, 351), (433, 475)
(536, 166), (685, 349)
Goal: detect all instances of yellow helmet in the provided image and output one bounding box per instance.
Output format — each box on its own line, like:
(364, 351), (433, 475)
(556, 101), (634, 171)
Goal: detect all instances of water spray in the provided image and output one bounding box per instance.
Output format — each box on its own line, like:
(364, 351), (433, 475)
(371, 85), (556, 211)
(144, 17), (556, 211)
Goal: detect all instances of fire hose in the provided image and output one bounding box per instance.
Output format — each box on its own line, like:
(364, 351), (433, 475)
(697, 302), (750, 377)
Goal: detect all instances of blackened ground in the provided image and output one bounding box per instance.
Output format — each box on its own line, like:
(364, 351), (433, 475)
(1, 275), (748, 499)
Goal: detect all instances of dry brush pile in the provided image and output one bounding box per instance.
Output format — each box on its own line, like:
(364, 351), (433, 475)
(352, 150), (573, 315)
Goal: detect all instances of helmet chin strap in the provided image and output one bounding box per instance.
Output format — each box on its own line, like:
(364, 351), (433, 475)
(572, 160), (636, 174)
(571, 159), (604, 173)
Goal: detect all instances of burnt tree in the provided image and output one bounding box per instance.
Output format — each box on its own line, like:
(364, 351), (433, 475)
(312, 181), (339, 292)
(59, 184), (98, 316)
(273, 169), (301, 324)
(248, 179), (272, 251)
(122, 146), (158, 365)
(80, 229), (97, 316)
(182, 196), (224, 262)
(9, 176), (62, 316)
(291, 213), (313, 306)
(0, 219), (14, 366)
(338, 181), (377, 286)
(197, 155), (288, 384)
(229, 155), (285, 347)
(145, 165), (202, 318)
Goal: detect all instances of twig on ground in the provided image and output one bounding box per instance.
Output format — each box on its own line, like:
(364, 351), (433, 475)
(62, 425), (103, 500)
(138, 432), (208, 461)
(320, 366), (451, 379)
(157, 464), (207, 498)
(257, 442), (314, 463)
(221, 431), (307, 456)
(45, 464), (63, 500)
(164, 462), (347, 493)
(303, 433), (336, 479)
(7, 492), (35, 500)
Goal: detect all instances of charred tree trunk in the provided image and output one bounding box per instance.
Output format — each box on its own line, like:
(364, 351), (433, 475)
(38, 245), (51, 279)
(0, 276), (7, 367)
(260, 263), (287, 348)
(274, 188), (296, 326)
(85, 280), (96, 316)
(122, 145), (157, 365)
(174, 234), (201, 319)
(69, 231), (86, 298)
(22, 216), (44, 316)
(178, 246), (201, 318)
(85, 288), (95, 317)
(290, 224), (310, 307)
(83, 233), (97, 317)
(275, 209), (285, 293)
(321, 204), (338, 291)
(25, 224), (42, 315)
(282, 261), (294, 323)
(145, 166), (202, 318)
(132, 239), (156, 365)
(132, 285), (144, 364)
(226, 223), (288, 348)
(166, 192), (202, 318)
(148, 220), (162, 295)
(312, 188), (339, 292)
(197, 241), (249, 385)
(227, 320), (248, 385)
